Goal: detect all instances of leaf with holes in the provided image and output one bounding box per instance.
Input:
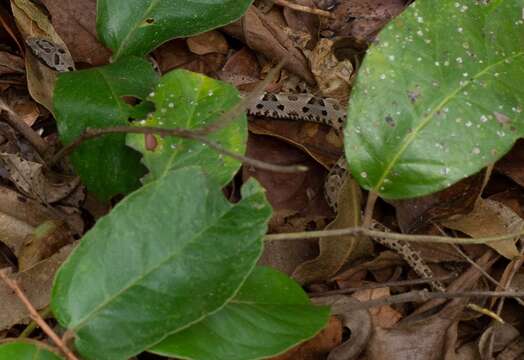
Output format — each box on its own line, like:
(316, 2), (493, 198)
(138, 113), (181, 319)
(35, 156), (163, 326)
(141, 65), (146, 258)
(150, 266), (330, 360)
(54, 56), (159, 200)
(97, 0), (253, 61)
(126, 69), (246, 185)
(345, 0), (524, 199)
(51, 167), (271, 360)
(0, 341), (63, 360)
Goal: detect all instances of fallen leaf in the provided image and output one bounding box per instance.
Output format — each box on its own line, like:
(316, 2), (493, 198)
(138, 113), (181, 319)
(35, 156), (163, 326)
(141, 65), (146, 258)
(187, 30), (229, 55)
(38, 0), (111, 66)
(323, 0), (406, 45)
(17, 220), (73, 271)
(478, 323), (520, 357)
(268, 316), (343, 360)
(0, 244), (72, 330)
(440, 199), (521, 259)
(309, 38), (353, 103)
(0, 152), (80, 203)
(312, 296), (372, 360)
(223, 6), (315, 84)
(11, 0), (73, 111)
(352, 288), (402, 329)
(293, 177), (373, 284)
(496, 139), (524, 188)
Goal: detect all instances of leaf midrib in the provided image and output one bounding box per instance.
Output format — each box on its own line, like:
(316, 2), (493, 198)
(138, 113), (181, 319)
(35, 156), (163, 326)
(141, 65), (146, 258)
(374, 51), (524, 193)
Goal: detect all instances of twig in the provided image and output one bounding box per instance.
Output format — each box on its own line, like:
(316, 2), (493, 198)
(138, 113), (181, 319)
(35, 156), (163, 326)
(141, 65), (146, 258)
(309, 274), (457, 297)
(265, 226), (524, 244)
(195, 58), (287, 135)
(322, 289), (524, 312)
(0, 98), (49, 158)
(0, 270), (79, 360)
(50, 125), (307, 173)
(273, 0), (335, 18)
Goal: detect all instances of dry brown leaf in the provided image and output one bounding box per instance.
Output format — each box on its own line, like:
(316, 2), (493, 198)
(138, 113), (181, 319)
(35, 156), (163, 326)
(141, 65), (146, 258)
(187, 30), (229, 55)
(269, 316), (343, 360)
(11, 0), (72, 111)
(282, 0), (319, 49)
(323, 0), (406, 45)
(440, 199), (521, 259)
(0, 184), (83, 253)
(0, 244), (72, 331)
(496, 337), (524, 359)
(0, 152), (80, 203)
(312, 296), (372, 360)
(293, 177), (373, 284)
(478, 323), (520, 358)
(309, 38), (353, 103)
(352, 288), (403, 329)
(222, 6), (315, 84)
(246, 134), (331, 275)
(496, 139), (524, 188)
(0, 51), (24, 75)
(18, 220), (73, 271)
(38, 0), (111, 66)
(219, 47), (261, 88)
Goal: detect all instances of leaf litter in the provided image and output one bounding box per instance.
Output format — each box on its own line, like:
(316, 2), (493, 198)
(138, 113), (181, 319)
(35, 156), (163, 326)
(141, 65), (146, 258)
(1, 0), (524, 359)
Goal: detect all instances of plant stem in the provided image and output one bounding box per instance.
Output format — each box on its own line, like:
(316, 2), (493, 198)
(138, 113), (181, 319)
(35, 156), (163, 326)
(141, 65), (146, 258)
(50, 125), (307, 173)
(315, 289), (524, 312)
(362, 191), (378, 227)
(265, 226), (524, 244)
(0, 270), (79, 360)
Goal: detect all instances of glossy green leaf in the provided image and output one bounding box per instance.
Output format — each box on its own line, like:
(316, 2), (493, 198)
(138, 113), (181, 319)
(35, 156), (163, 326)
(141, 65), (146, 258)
(127, 69), (246, 185)
(51, 167), (271, 360)
(54, 56), (159, 200)
(0, 341), (63, 360)
(97, 0), (253, 61)
(345, 0), (524, 199)
(150, 266), (330, 360)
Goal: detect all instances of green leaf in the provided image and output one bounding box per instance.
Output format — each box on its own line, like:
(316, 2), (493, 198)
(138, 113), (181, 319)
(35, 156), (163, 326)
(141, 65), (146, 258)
(0, 341), (63, 360)
(54, 56), (159, 200)
(127, 69), (246, 185)
(97, 0), (253, 61)
(345, 0), (524, 199)
(51, 167), (271, 360)
(150, 266), (330, 360)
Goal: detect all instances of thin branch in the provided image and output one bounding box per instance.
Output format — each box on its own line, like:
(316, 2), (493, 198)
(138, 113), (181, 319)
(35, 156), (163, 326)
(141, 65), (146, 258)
(50, 125), (307, 173)
(265, 226), (524, 244)
(195, 58), (287, 135)
(309, 274), (457, 297)
(0, 98), (49, 158)
(273, 0), (335, 18)
(321, 289), (524, 312)
(0, 270), (79, 360)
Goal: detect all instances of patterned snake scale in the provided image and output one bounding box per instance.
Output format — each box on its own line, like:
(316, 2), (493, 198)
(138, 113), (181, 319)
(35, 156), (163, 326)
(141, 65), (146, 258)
(248, 93), (445, 292)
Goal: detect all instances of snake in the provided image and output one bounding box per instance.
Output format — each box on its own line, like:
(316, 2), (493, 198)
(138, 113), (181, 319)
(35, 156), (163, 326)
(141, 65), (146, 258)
(247, 92), (445, 291)
(26, 37), (444, 291)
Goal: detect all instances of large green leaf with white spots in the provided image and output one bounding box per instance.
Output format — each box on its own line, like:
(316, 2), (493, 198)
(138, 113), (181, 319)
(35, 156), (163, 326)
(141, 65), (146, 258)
(97, 0), (253, 61)
(345, 0), (524, 199)
(51, 167), (271, 360)
(150, 266), (330, 360)
(127, 69), (246, 185)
